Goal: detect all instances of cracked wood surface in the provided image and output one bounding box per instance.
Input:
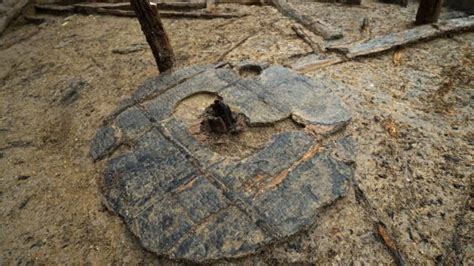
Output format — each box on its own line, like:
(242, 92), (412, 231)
(327, 15), (474, 58)
(271, 0), (343, 40)
(91, 64), (354, 262)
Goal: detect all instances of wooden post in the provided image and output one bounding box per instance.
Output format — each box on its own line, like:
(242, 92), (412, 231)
(130, 0), (175, 72)
(416, 0), (443, 25)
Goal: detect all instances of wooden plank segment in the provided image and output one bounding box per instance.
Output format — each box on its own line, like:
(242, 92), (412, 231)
(35, 3), (246, 19)
(327, 16), (474, 58)
(271, 0), (343, 40)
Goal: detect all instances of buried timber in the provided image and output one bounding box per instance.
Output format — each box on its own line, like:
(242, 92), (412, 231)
(90, 64), (355, 262)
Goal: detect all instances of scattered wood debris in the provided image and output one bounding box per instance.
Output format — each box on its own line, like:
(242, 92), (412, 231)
(216, 33), (254, 62)
(271, 0), (343, 40)
(17, 175), (31, 181)
(37, 2), (206, 12)
(392, 48), (403, 66)
(215, 0), (268, 5)
(23, 15), (47, 25)
(291, 24), (321, 53)
(359, 17), (371, 40)
(345, 0), (361, 4)
(0, 140), (33, 151)
(381, 117), (398, 138)
(0, 0), (29, 34)
(112, 43), (148, 54)
(376, 222), (406, 266)
(301, 0), (360, 4)
(157, 10), (246, 19)
(286, 53), (343, 73)
(0, 28), (40, 50)
(379, 0), (408, 7)
(35, 3), (247, 19)
(327, 15), (474, 58)
(353, 183), (407, 266)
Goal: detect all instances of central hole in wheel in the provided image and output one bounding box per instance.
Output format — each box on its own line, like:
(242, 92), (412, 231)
(201, 97), (249, 134)
(173, 93), (302, 159)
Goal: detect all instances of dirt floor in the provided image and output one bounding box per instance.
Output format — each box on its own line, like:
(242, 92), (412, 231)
(0, 0), (472, 264)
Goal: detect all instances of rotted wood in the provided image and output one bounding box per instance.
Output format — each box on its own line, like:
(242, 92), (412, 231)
(378, 0), (408, 7)
(45, 2), (207, 11)
(291, 0), (360, 4)
(147, 2), (206, 10)
(216, 0), (268, 4)
(82, 2), (208, 11)
(345, 0), (361, 5)
(416, 0), (443, 25)
(327, 15), (474, 59)
(0, 0), (30, 34)
(0, 28), (40, 50)
(271, 0), (343, 40)
(23, 15), (47, 25)
(291, 24), (321, 53)
(158, 10), (246, 18)
(35, 4), (246, 19)
(202, 98), (249, 134)
(285, 53), (343, 73)
(130, 0), (175, 72)
(35, 4), (74, 14)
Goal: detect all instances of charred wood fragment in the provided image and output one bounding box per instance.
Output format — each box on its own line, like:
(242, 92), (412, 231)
(271, 0), (343, 40)
(202, 98), (249, 134)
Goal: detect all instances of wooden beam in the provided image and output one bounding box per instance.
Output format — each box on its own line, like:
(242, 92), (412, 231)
(416, 0), (443, 25)
(271, 0), (343, 40)
(0, 0), (30, 34)
(378, 0), (408, 7)
(287, 54), (343, 73)
(35, 4), (246, 19)
(74, 2), (207, 11)
(130, 0), (175, 72)
(291, 24), (321, 53)
(327, 15), (474, 58)
(345, 0), (361, 5)
(158, 10), (246, 18)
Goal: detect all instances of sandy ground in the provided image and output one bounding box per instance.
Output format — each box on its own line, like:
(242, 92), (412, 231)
(0, 0), (472, 264)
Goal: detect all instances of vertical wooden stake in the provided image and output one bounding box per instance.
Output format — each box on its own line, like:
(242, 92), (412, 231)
(416, 0), (443, 25)
(130, 0), (175, 72)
